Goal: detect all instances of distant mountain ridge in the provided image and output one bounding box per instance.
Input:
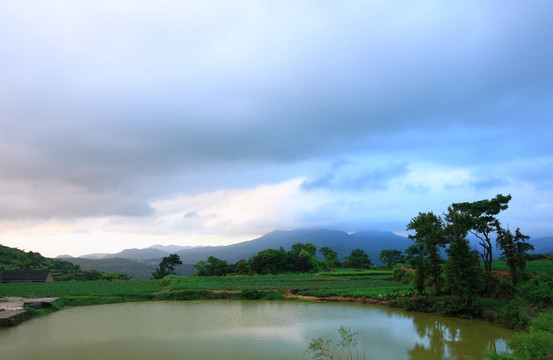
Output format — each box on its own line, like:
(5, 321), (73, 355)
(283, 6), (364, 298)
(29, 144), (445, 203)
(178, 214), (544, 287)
(77, 228), (411, 264)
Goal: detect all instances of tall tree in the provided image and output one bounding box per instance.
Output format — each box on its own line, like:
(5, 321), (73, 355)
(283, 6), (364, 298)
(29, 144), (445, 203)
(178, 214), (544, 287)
(407, 212), (447, 295)
(379, 249), (404, 269)
(443, 209), (483, 314)
(319, 246), (339, 270)
(405, 243), (427, 295)
(495, 222), (533, 286)
(450, 194), (511, 273)
(152, 253), (182, 279)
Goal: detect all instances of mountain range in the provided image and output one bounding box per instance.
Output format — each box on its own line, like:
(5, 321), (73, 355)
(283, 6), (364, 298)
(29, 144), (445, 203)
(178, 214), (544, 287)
(72, 229), (410, 263)
(60, 228), (552, 279)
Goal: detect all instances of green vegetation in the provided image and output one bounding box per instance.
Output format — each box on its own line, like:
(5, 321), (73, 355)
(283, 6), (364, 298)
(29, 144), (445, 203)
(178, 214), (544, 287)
(191, 242), (375, 277)
(488, 309), (553, 360)
(0, 245), (130, 281)
(0, 279), (163, 299)
(401, 195), (541, 317)
(343, 249), (373, 269)
(451, 194), (512, 273)
(151, 254), (182, 279)
(0, 270), (410, 304)
(495, 225), (533, 286)
(492, 258), (553, 276)
(400, 194), (552, 357)
(306, 327), (370, 360)
(406, 211), (447, 294)
(378, 249), (404, 269)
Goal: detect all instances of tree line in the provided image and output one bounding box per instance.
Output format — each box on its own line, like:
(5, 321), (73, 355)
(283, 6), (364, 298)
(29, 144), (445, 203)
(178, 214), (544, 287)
(152, 244), (375, 278)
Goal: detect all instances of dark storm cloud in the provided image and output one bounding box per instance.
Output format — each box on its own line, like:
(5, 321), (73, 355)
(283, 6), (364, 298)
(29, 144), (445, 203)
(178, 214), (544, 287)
(0, 1), (552, 220)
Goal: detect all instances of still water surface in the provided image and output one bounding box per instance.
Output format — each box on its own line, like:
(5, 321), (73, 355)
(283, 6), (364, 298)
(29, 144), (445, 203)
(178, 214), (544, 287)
(0, 301), (513, 360)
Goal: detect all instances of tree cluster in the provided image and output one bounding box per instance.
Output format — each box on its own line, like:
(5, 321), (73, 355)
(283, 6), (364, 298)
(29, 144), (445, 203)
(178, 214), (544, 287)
(404, 194), (533, 315)
(190, 243), (373, 276)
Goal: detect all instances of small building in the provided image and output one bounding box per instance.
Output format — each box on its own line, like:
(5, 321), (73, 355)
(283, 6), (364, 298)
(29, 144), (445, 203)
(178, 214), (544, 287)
(0, 270), (54, 283)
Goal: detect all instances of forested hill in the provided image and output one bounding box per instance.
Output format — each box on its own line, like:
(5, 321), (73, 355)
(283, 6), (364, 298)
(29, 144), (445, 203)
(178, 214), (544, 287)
(77, 229), (411, 265)
(0, 245), (129, 281)
(173, 229), (411, 264)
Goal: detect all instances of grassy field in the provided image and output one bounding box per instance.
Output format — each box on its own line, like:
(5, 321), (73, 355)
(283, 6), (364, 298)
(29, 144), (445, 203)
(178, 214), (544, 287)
(492, 259), (553, 276)
(0, 270), (412, 304)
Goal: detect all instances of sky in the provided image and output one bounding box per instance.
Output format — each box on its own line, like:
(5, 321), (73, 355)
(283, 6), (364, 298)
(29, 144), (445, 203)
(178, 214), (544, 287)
(1, 1), (552, 258)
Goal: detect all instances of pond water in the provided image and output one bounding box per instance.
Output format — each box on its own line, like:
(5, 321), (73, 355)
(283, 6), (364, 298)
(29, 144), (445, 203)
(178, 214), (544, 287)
(0, 301), (513, 360)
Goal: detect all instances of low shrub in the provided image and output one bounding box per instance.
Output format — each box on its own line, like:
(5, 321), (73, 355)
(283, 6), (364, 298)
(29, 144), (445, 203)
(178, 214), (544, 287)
(501, 311), (553, 359)
(402, 295), (435, 313)
(440, 296), (480, 318)
(392, 266), (414, 285)
(240, 289), (264, 300)
(263, 291), (285, 300)
(481, 272), (516, 299)
(519, 275), (553, 308)
(498, 300), (531, 331)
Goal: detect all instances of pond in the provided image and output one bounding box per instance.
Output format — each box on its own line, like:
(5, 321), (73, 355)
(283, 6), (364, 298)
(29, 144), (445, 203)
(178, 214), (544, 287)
(0, 301), (513, 360)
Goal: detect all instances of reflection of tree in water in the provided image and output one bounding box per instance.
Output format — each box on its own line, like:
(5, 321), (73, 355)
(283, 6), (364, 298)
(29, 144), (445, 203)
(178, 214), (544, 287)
(408, 315), (446, 360)
(407, 313), (506, 360)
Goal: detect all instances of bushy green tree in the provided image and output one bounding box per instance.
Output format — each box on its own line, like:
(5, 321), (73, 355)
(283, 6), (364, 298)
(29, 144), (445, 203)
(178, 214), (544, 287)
(405, 243), (427, 295)
(250, 247), (289, 274)
(290, 242), (319, 272)
(406, 212), (447, 294)
(443, 209), (483, 315)
(152, 254), (182, 279)
(320, 246), (340, 270)
(205, 256), (229, 276)
(495, 223), (533, 286)
(451, 194), (511, 273)
(344, 249), (373, 269)
(193, 260), (207, 276)
(379, 249), (404, 269)
(233, 259), (251, 275)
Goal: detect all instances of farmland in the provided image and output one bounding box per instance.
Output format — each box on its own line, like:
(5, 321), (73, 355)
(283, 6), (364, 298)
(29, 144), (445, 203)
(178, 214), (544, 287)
(0, 270), (412, 305)
(492, 258), (553, 276)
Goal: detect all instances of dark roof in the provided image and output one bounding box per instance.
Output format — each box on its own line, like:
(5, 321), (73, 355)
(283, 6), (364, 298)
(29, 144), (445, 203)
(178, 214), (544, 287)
(1, 270), (52, 282)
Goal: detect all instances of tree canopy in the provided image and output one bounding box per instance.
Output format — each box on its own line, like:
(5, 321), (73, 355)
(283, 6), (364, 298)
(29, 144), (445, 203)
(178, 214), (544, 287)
(152, 253), (182, 279)
(450, 194), (511, 273)
(344, 249), (373, 269)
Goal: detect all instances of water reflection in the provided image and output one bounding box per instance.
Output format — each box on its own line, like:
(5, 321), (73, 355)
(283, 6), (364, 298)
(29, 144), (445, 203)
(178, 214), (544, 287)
(0, 301), (513, 360)
(407, 312), (509, 360)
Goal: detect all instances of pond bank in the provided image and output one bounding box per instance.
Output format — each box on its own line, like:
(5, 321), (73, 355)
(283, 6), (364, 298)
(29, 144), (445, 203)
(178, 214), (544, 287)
(0, 297), (58, 327)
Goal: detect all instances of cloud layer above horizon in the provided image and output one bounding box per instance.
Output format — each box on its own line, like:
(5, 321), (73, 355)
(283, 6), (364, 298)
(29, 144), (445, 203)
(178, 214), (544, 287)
(1, 1), (553, 257)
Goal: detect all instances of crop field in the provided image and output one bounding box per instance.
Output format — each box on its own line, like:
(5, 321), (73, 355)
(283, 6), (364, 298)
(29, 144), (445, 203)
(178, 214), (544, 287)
(0, 270), (411, 303)
(492, 259), (553, 276)
(0, 279), (164, 298)
(161, 271), (412, 299)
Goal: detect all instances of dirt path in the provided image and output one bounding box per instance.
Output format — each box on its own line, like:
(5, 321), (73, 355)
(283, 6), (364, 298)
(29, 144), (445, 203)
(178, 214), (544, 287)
(281, 290), (388, 305)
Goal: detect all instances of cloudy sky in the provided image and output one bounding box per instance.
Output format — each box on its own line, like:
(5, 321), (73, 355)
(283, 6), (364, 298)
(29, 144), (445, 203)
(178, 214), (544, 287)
(1, 1), (552, 257)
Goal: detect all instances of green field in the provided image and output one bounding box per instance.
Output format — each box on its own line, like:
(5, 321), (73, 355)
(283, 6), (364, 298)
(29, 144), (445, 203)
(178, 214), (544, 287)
(492, 259), (553, 276)
(0, 270), (412, 304)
